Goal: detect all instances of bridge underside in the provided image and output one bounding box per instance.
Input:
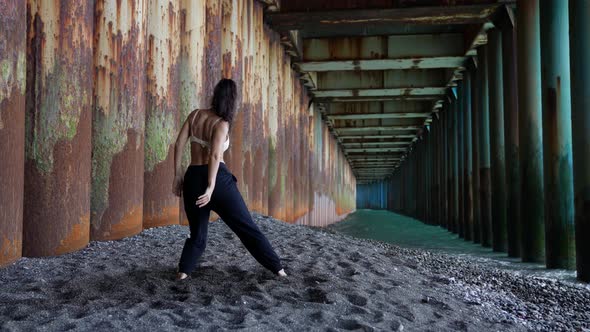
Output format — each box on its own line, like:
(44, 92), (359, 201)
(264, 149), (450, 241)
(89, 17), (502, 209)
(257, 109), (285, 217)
(265, 0), (590, 282)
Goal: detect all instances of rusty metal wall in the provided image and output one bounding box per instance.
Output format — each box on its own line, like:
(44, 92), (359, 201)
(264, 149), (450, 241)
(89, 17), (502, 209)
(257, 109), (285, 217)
(91, 0), (147, 240)
(1, 0), (355, 265)
(219, 0), (355, 226)
(23, 0), (93, 257)
(0, 0), (356, 265)
(178, 0), (208, 225)
(0, 0), (26, 265)
(143, 0), (181, 229)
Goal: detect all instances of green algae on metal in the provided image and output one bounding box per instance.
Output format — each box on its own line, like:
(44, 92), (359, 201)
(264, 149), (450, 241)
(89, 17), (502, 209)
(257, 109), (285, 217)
(91, 105), (142, 223)
(0, 52), (26, 108)
(144, 108), (176, 172)
(25, 62), (90, 174)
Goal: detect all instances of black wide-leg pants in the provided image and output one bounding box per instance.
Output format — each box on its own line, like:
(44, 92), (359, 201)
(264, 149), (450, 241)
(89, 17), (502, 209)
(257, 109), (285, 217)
(178, 163), (283, 275)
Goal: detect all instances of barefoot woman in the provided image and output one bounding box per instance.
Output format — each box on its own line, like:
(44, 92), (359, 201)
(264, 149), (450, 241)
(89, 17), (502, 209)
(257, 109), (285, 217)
(172, 78), (287, 280)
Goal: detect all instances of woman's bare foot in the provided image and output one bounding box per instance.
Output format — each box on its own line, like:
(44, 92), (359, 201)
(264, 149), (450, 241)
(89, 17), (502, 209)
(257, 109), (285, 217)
(176, 272), (188, 280)
(277, 269), (287, 277)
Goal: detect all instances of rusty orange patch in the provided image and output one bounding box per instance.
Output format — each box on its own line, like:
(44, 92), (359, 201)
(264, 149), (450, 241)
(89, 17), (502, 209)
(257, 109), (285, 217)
(54, 214), (90, 256)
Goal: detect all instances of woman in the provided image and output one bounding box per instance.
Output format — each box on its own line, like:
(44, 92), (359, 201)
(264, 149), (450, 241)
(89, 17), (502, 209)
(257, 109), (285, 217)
(172, 78), (287, 280)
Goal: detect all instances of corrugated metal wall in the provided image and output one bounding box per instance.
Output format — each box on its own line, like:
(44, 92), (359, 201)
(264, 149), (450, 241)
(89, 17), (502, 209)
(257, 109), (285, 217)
(0, 0), (356, 264)
(356, 182), (388, 210)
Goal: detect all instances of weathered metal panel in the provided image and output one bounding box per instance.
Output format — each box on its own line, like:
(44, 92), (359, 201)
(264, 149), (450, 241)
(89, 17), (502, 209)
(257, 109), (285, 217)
(569, 0), (590, 283)
(91, 0), (147, 241)
(540, 0), (575, 269)
(0, 0), (26, 266)
(178, 0), (207, 225)
(143, 0), (181, 229)
(23, 0), (93, 256)
(517, 0), (545, 263)
(488, 29), (508, 252)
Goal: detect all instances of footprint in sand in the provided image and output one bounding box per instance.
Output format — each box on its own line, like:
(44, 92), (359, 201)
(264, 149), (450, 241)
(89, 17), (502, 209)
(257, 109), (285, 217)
(336, 319), (374, 331)
(346, 293), (368, 307)
(308, 310), (324, 322)
(337, 261), (350, 269)
(303, 275), (329, 285)
(395, 304), (416, 322)
(305, 288), (330, 304)
(347, 305), (369, 315)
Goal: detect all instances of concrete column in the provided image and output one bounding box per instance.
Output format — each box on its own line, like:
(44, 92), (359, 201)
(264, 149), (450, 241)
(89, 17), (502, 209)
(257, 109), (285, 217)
(478, 45), (493, 247)
(517, 0), (546, 263)
(569, 0), (590, 282)
(489, 29), (508, 252)
(540, 0), (575, 269)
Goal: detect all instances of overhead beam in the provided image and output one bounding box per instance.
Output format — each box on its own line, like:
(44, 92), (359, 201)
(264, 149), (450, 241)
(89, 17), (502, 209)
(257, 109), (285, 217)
(345, 148), (406, 153)
(327, 112), (431, 120)
(351, 166), (399, 169)
(343, 142), (409, 147)
(266, 5), (501, 31)
(303, 34), (464, 61)
(314, 95), (441, 103)
(313, 87), (447, 98)
(335, 126), (421, 132)
(298, 57), (465, 72)
(339, 135), (416, 139)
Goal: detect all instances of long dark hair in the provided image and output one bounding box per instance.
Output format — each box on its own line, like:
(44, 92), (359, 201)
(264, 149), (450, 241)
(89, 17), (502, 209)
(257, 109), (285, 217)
(211, 78), (237, 127)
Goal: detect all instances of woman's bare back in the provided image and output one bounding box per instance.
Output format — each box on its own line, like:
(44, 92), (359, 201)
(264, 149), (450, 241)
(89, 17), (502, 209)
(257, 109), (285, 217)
(188, 109), (229, 165)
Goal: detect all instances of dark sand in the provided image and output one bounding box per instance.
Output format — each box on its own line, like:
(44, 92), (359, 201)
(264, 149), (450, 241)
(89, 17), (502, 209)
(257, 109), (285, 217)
(1, 213), (588, 331)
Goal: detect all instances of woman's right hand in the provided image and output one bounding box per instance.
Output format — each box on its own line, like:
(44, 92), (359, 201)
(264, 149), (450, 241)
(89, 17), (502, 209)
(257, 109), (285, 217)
(172, 175), (183, 197)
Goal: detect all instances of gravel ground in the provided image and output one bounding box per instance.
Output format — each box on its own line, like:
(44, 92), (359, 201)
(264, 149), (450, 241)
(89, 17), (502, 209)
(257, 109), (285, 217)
(0, 213), (588, 331)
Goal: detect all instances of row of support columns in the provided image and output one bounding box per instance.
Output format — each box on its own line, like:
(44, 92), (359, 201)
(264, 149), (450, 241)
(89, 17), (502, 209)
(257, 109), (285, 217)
(389, 2), (589, 282)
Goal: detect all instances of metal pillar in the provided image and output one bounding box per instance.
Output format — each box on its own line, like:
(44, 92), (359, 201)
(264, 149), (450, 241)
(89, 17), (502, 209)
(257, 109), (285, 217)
(452, 95), (460, 234)
(457, 83), (465, 238)
(499, 7), (522, 258)
(463, 70), (474, 242)
(442, 106), (449, 230)
(433, 115), (440, 226)
(478, 45), (493, 247)
(0, 0), (26, 266)
(489, 29), (508, 252)
(471, 64), (481, 244)
(23, 0), (93, 257)
(517, 0), (546, 263)
(540, 0), (575, 269)
(91, 0), (147, 241)
(569, 0), (590, 282)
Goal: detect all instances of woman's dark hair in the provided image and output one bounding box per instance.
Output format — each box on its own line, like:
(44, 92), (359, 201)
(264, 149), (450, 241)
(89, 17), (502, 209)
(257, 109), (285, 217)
(211, 78), (237, 126)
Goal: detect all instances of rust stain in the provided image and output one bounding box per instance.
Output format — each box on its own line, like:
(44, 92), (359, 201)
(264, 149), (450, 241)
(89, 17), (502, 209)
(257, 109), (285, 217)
(144, 204), (181, 229)
(55, 214), (90, 256)
(0, 0), (26, 266)
(94, 205), (143, 241)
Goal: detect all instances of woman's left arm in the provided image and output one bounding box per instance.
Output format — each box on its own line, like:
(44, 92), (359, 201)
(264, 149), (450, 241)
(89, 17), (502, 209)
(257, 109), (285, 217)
(172, 116), (190, 196)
